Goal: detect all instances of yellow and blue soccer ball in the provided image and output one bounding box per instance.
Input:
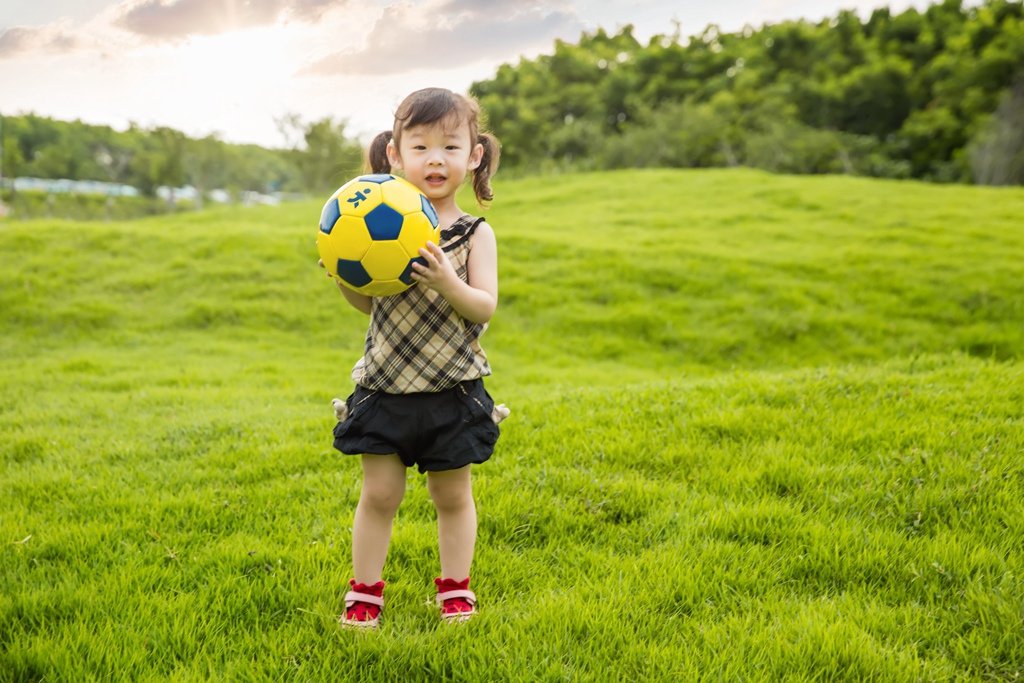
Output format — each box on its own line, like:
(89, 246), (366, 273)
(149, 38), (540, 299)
(317, 174), (440, 296)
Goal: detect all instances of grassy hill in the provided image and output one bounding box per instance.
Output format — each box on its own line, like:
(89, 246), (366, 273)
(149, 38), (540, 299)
(1, 169), (1023, 680)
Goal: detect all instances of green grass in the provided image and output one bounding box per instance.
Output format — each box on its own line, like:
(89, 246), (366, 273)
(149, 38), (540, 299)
(2, 168), (1023, 681)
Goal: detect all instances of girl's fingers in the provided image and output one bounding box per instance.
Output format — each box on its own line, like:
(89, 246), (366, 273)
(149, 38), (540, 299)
(415, 243), (453, 286)
(409, 260), (429, 283)
(418, 246), (438, 266)
(423, 241), (447, 261)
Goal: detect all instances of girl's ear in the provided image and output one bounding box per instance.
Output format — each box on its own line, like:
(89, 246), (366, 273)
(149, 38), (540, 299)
(386, 140), (402, 170)
(468, 141), (484, 171)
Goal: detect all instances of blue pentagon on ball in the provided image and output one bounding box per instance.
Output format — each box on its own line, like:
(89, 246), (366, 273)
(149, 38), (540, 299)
(335, 259), (373, 288)
(364, 203), (404, 240)
(319, 198), (341, 235)
(420, 195), (439, 228)
(360, 174), (395, 184)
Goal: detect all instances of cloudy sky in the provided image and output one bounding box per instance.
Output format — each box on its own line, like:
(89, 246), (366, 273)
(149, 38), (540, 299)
(1, 0), (941, 148)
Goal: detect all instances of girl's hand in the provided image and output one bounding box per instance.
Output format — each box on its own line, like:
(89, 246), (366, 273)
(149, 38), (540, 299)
(411, 241), (458, 294)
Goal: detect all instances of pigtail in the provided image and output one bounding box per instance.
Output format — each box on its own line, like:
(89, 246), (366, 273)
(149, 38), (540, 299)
(472, 132), (501, 205)
(365, 130), (393, 174)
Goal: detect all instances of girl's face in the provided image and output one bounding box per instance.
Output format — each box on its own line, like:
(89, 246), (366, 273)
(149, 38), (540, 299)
(387, 120), (483, 204)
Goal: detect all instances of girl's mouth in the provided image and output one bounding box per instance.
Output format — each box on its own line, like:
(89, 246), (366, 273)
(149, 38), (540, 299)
(425, 173), (447, 185)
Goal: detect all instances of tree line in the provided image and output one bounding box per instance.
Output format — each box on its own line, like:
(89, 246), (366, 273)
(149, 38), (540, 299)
(0, 113), (363, 206)
(471, 0), (1024, 184)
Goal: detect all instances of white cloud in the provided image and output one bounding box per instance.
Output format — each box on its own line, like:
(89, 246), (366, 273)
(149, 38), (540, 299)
(114, 0), (343, 40)
(300, 0), (583, 76)
(0, 23), (83, 59)
(0, 0), (346, 60)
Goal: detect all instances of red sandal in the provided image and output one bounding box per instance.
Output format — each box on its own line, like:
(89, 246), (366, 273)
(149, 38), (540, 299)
(340, 579), (385, 629)
(435, 577), (477, 623)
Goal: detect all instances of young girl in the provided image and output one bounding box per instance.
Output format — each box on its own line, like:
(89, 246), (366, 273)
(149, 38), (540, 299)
(328, 87), (505, 628)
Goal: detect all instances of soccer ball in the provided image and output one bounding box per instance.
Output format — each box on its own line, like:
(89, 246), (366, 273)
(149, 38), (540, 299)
(316, 174), (440, 296)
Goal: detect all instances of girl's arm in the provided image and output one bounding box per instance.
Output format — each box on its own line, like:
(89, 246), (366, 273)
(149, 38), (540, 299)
(337, 281), (372, 315)
(321, 258), (372, 314)
(412, 222), (498, 324)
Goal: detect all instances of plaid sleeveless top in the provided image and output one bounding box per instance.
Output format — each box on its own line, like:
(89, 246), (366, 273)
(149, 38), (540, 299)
(351, 215), (492, 393)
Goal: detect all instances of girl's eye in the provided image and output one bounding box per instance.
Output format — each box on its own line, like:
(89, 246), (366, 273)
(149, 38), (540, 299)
(446, 145), (460, 151)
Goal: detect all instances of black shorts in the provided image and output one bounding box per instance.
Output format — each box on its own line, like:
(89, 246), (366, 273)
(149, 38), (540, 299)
(332, 379), (500, 473)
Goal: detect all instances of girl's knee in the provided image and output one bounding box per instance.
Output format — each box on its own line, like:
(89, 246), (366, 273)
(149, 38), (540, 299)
(427, 472), (473, 513)
(358, 454), (406, 513)
(360, 480), (405, 514)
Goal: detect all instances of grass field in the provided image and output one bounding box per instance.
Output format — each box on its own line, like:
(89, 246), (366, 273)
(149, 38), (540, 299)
(2, 168), (1023, 681)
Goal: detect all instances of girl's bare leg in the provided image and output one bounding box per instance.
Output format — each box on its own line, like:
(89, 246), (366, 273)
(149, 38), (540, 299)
(426, 465), (476, 579)
(351, 454), (406, 583)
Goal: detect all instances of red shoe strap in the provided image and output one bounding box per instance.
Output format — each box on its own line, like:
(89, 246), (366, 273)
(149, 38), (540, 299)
(345, 591), (384, 607)
(435, 589), (476, 606)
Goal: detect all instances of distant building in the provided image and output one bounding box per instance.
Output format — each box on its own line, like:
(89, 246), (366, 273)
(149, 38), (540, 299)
(9, 177), (140, 196)
(5, 177), (289, 205)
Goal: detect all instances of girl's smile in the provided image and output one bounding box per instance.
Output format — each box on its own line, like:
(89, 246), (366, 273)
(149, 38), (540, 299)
(425, 171), (448, 187)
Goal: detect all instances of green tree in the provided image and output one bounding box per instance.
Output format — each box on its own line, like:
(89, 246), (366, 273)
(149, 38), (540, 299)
(130, 126), (186, 200)
(470, 0), (1022, 184)
(277, 115), (362, 193)
(835, 56), (914, 136)
(969, 77), (1024, 184)
(184, 135), (227, 209)
(1, 116), (27, 193)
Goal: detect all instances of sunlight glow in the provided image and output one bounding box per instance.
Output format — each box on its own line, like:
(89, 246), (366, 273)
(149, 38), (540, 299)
(145, 25), (297, 99)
